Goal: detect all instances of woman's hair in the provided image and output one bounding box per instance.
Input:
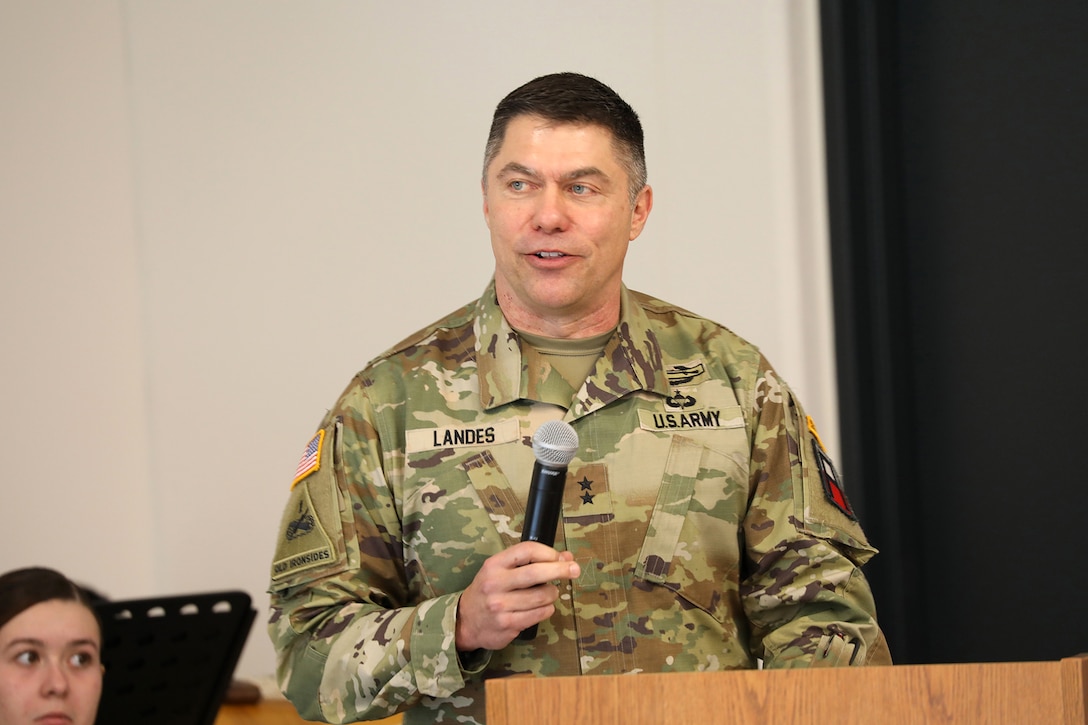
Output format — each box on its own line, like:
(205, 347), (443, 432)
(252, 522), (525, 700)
(0, 567), (103, 633)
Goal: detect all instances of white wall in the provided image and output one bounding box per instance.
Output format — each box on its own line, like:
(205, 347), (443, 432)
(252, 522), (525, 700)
(0, 1), (836, 681)
(0, 2), (156, 594)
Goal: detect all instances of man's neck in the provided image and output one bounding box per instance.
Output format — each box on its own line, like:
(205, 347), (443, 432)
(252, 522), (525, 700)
(497, 295), (620, 339)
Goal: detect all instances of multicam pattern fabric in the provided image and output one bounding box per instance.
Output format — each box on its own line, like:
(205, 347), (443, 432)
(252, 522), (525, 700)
(268, 280), (891, 724)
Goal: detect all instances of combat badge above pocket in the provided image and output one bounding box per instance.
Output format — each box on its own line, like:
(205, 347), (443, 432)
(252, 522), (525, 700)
(270, 426), (351, 591)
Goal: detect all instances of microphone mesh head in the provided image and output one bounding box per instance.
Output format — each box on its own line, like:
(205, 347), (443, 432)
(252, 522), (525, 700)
(531, 420), (579, 466)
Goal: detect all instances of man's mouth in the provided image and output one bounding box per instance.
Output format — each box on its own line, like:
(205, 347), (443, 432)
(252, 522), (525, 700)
(534, 251), (566, 258)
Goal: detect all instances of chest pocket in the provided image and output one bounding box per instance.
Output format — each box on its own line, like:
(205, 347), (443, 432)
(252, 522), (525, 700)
(633, 424), (748, 622)
(403, 441), (525, 598)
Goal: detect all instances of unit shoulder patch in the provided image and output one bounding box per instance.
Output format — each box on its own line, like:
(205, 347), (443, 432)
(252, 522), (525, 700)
(271, 425), (348, 590)
(270, 480), (339, 586)
(806, 416), (855, 520)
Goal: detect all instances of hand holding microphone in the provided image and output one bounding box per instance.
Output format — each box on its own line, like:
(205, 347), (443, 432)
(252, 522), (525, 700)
(454, 420), (581, 652)
(517, 420), (579, 640)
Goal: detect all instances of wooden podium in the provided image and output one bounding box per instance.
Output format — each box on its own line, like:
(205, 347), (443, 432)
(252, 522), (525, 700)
(486, 656), (1088, 724)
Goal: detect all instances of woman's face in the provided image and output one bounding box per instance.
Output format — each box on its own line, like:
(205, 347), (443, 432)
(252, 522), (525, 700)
(0, 599), (103, 725)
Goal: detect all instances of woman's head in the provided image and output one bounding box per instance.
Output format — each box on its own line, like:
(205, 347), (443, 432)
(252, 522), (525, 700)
(0, 567), (103, 725)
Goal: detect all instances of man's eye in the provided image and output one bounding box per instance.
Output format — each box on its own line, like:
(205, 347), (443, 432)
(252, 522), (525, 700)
(509, 180), (526, 191)
(571, 184), (589, 195)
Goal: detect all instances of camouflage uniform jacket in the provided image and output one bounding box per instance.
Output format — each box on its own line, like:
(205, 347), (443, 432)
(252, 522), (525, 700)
(268, 280), (891, 724)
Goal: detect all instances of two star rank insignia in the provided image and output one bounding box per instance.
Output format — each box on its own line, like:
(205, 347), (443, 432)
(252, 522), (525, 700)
(578, 475), (595, 505)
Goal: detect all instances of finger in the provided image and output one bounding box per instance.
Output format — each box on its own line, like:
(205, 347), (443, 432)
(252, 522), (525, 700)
(511, 602), (557, 626)
(507, 560), (581, 591)
(504, 582), (561, 616)
(503, 540), (563, 567)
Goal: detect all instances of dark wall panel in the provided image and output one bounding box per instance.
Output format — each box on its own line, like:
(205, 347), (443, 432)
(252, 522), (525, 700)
(823, 0), (1088, 664)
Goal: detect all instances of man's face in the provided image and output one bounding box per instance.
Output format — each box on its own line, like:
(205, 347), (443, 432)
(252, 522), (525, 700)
(483, 114), (652, 337)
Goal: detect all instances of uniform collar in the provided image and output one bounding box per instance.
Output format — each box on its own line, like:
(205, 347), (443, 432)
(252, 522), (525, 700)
(474, 279), (672, 413)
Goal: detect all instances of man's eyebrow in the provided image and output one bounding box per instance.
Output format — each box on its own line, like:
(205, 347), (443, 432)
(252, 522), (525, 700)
(496, 162), (541, 179)
(560, 166), (608, 182)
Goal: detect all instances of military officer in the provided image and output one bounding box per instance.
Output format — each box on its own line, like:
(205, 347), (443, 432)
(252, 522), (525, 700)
(269, 72), (891, 725)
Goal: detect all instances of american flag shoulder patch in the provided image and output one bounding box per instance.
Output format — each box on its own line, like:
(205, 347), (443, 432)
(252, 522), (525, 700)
(292, 429), (325, 488)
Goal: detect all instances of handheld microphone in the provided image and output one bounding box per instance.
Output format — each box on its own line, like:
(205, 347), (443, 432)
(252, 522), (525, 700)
(517, 419), (579, 641)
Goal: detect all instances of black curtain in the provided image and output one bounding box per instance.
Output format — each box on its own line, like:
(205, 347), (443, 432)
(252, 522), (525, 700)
(820, 0), (1088, 664)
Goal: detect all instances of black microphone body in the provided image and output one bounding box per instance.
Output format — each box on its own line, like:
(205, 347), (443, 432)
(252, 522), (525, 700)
(517, 420), (579, 641)
(521, 459), (567, 546)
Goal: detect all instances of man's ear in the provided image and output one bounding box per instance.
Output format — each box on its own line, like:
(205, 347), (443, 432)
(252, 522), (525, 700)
(482, 179), (491, 228)
(629, 184), (653, 240)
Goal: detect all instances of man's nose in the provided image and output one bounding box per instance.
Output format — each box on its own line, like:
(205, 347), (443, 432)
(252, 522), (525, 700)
(533, 186), (570, 233)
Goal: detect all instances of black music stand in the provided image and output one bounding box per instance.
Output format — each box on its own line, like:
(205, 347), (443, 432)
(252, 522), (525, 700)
(94, 590), (256, 725)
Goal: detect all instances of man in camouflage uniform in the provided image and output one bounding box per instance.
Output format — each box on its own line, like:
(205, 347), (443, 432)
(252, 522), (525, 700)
(269, 72), (891, 724)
